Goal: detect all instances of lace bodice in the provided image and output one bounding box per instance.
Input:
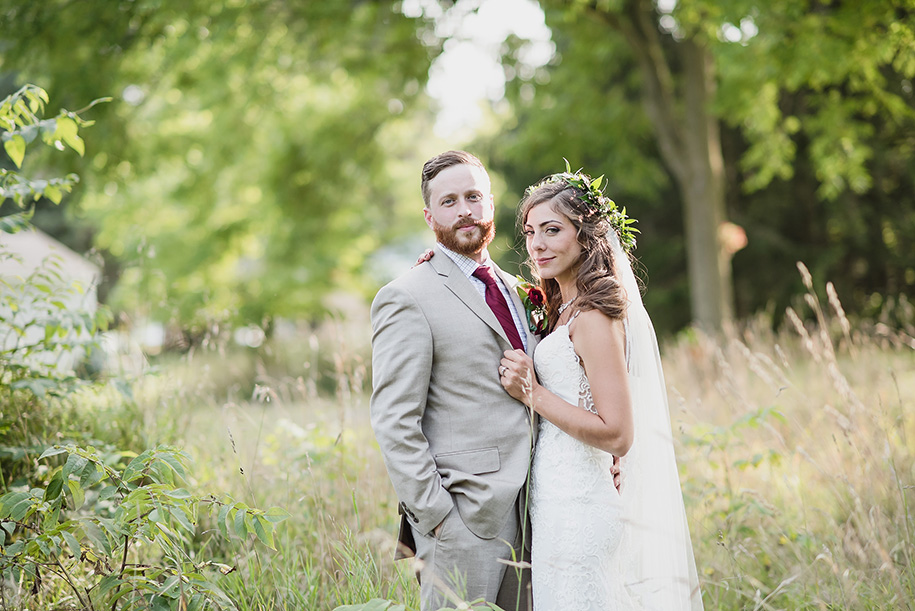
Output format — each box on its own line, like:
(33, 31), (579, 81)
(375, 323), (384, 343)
(534, 322), (598, 414)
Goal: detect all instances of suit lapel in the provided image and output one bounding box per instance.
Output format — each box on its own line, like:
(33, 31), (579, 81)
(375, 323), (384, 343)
(431, 246), (510, 346)
(430, 249), (539, 437)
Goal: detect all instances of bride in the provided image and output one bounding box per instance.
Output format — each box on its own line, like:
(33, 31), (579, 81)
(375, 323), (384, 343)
(498, 168), (703, 610)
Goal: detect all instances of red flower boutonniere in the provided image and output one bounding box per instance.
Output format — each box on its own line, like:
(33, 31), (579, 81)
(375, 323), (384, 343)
(516, 277), (547, 335)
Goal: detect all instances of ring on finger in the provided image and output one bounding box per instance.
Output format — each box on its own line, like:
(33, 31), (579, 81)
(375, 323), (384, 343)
(499, 366), (507, 376)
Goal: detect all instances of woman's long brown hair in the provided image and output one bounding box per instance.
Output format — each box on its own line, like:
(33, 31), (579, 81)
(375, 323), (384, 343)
(519, 180), (631, 333)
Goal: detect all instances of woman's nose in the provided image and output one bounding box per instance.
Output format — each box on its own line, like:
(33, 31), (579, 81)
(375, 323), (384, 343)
(529, 232), (544, 251)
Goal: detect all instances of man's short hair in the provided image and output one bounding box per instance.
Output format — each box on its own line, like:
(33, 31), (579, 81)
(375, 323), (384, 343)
(421, 150), (487, 207)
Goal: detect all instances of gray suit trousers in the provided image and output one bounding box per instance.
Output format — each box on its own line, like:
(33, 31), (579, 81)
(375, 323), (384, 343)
(412, 499), (531, 611)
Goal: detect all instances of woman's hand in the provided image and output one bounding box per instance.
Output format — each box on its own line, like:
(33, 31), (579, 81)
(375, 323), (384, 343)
(412, 248), (434, 268)
(499, 349), (537, 406)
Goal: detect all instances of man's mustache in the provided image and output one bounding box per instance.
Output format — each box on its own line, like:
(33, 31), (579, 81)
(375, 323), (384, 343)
(452, 219), (484, 230)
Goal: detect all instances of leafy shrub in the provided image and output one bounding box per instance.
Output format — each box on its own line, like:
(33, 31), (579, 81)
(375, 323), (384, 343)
(0, 85), (289, 609)
(1, 83), (111, 491)
(0, 443), (288, 610)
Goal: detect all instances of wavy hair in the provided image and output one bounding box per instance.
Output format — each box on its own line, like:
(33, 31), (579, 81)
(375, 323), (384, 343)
(519, 179), (631, 332)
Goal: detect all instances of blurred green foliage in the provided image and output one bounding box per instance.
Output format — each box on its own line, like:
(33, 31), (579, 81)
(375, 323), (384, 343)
(1, 1), (914, 335)
(0, 0), (437, 329)
(0, 96), (290, 608)
(484, 0), (915, 334)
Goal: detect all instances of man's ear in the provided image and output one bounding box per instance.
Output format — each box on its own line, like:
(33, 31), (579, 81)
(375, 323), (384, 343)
(423, 207), (434, 229)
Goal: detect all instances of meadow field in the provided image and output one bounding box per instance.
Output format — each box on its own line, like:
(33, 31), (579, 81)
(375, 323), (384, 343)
(2, 271), (914, 610)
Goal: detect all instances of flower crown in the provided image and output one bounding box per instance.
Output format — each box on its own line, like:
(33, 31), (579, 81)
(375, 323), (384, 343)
(526, 159), (639, 253)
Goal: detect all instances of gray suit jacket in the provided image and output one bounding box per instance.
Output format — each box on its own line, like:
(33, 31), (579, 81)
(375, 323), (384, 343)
(370, 246), (538, 548)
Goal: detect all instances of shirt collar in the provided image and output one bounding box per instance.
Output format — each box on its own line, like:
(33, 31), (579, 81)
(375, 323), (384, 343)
(437, 244), (492, 278)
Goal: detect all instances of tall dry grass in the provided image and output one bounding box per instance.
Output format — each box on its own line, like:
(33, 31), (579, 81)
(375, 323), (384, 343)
(664, 263), (914, 609)
(128, 315), (418, 610)
(122, 266), (912, 610)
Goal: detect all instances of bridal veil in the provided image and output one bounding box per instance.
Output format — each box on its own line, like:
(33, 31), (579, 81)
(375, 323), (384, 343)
(610, 232), (704, 610)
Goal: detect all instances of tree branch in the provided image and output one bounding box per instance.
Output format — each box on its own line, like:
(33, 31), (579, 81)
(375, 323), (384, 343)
(48, 557), (93, 611)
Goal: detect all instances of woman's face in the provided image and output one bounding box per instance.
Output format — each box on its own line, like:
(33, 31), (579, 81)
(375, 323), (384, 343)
(524, 199), (582, 286)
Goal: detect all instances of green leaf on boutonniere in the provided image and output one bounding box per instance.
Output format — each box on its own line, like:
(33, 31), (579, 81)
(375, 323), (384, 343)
(515, 276), (547, 335)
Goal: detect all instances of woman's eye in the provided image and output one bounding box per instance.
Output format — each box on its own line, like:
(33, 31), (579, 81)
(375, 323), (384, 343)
(523, 230), (534, 236)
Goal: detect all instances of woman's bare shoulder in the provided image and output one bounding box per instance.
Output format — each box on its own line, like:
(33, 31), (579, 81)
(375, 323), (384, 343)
(569, 309), (625, 348)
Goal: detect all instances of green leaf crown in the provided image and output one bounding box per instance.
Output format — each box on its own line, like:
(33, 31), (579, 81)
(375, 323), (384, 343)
(526, 159), (639, 253)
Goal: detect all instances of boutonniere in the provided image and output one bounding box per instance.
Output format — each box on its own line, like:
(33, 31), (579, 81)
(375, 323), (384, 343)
(515, 277), (547, 335)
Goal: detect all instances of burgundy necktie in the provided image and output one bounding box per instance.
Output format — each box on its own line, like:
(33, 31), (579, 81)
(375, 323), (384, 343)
(472, 266), (524, 351)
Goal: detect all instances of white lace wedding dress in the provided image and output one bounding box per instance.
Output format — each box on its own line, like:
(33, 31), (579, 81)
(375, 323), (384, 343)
(528, 233), (703, 611)
(529, 319), (635, 610)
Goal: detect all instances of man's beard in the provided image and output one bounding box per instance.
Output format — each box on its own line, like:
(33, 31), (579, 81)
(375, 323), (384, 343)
(432, 217), (495, 256)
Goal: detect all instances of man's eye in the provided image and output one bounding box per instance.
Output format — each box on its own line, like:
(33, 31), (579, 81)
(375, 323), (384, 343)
(468, 194), (481, 201)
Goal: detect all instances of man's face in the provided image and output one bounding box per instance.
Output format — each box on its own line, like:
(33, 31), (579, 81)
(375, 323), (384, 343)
(423, 164), (495, 258)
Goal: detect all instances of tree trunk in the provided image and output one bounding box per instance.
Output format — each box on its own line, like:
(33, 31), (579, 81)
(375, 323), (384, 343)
(589, 0), (734, 331)
(678, 39), (733, 331)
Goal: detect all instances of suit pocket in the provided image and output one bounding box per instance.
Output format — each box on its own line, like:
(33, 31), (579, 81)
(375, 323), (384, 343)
(434, 446), (501, 475)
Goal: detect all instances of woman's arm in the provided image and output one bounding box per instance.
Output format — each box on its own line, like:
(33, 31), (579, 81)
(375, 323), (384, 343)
(500, 309), (633, 456)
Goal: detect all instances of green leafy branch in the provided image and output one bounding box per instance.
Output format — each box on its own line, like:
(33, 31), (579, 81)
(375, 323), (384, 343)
(0, 444), (289, 610)
(0, 84), (108, 229)
(0, 250), (111, 408)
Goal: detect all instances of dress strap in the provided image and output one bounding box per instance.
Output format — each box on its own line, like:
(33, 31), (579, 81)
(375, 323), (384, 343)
(567, 309), (582, 322)
(563, 309), (582, 334)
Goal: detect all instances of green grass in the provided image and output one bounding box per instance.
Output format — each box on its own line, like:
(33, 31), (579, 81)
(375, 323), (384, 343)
(4, 280), (913, 610)
(141, 296), (913, 609)
(660, 284), (915, 609)
(121, 338), (419, 610)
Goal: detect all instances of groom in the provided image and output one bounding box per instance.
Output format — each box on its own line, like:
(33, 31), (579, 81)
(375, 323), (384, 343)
(370, 150), (537, 611)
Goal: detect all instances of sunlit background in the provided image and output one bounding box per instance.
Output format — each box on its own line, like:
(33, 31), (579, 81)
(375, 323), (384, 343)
(1, 1), (913, 609)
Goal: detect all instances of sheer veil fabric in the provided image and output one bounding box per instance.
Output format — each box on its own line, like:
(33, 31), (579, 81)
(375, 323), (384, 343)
(610, 232), (704, 610)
